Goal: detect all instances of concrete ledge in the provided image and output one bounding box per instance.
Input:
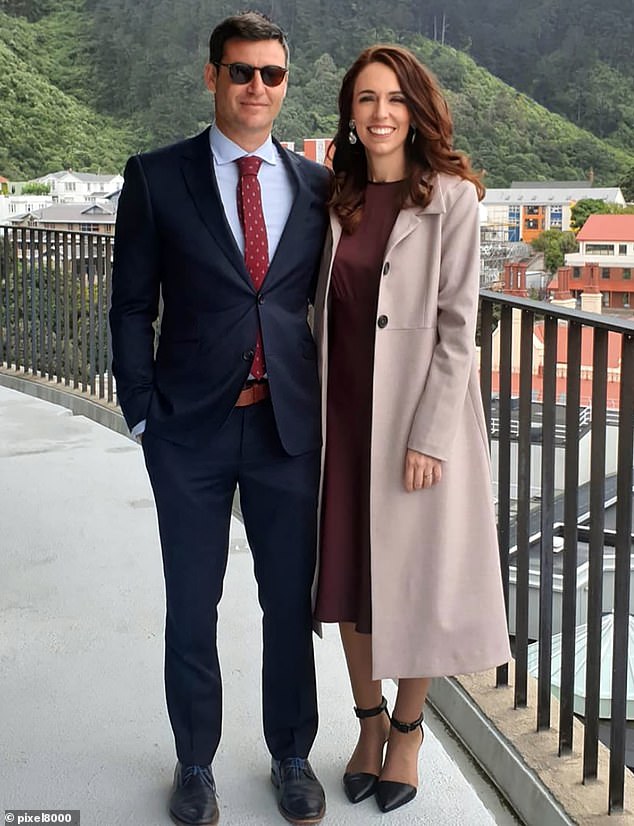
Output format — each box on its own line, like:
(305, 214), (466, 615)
(430, 666), (634, 825)
(428, 675), (572, 825)
(0, 368), (128, 437)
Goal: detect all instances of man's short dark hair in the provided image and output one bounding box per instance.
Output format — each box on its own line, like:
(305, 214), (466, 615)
(208, 10), (289, 66)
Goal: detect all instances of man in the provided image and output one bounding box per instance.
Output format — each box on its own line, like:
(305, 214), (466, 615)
(109, 12), (329, 826)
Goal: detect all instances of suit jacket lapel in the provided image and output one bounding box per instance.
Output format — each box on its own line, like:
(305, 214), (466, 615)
(180, 127), (251, 284)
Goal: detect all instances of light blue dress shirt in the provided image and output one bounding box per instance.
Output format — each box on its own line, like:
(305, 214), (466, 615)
(209, 124), (294, 260)
(131, 126), (294, 440)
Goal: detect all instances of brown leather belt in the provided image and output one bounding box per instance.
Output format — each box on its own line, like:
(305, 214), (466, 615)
(235, 381), (270, 407)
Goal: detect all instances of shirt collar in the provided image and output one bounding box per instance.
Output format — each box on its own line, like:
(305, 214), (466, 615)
(210, 125), (277, 166)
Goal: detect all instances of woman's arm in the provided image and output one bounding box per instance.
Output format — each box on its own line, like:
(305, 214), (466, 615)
(406, 179), (480, 462)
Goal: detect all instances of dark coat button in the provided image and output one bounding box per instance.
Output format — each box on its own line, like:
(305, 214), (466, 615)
(377, 315), (388, 329)
(242, 349), (255, 361)
(257, 294), (265, 304)
(382, 262), (390, 275)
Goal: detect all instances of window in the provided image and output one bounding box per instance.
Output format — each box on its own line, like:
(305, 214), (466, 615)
(623, 292), (630, 308)
(623, 268), (632, 280)
(602, 292), (610, 306)
(573, 267), (581, 279)
(65, 182), (76, 192)
(525, 206), (541, 215)
(549, 207), (562, 229)
(618, 244), (627, 255)
(586, 244), (614, 255)
(525, 219), (539, 229)
(601, 268), (610, 279)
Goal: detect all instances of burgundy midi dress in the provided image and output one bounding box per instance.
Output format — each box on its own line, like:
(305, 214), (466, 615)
(314, 181), (402, 634)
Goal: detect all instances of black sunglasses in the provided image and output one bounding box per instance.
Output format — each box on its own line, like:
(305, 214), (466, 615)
(214, 61), (288, 88)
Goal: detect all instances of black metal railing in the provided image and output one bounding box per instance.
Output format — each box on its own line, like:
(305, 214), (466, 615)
(0, 224), (114, 402)
(480, 290), (634, 813)
(1, 226), (633, 813)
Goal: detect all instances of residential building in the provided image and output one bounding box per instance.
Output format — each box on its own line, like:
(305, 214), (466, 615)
(0, 195), (54, 221)
(560, 213), (634, 310)
(34, 170), (124, 204)
(492, 261), (624, 408)
(482, 184), (626, 244)
(9, 201), (117, 234)
(302, 138), (334, 168)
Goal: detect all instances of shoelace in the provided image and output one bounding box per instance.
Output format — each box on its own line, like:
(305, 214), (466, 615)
(182, 764), (216, 791)
(280, 757), (310, 780)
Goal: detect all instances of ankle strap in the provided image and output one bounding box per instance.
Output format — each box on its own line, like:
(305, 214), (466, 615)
(390, 711), (424, 733)
(354, 695), (388, 719)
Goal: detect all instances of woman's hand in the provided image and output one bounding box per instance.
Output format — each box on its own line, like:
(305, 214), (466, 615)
(403, 449), (443, 492)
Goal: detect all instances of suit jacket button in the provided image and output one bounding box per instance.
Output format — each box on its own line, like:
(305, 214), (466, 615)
(377, 315), (388, 329)
(382, 262), (390, 275)
(257, 294), (265, 305)
(242, 349), (255, 361)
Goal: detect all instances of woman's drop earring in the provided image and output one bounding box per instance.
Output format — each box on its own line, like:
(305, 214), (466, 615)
(410, 125), (417, 144)
(348, 119), (358, 145)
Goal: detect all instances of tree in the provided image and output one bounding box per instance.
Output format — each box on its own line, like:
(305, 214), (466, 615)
(21, 182), (50, 195)
(531, 229), (577, 274)
(570, 198), (613, 231)
(570, 198), (634, 231)
(618, 166), (634, 202)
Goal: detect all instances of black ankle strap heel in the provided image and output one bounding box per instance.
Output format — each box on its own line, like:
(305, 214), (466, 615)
(343, 696), (390, 805)
(376, 710), (425, 813)
(353, 695), (389, 719)
(389, 710), (424, 733)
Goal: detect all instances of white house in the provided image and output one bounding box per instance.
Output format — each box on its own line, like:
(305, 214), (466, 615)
(34, 170), (124, 204)
(0, 195), (54, 221)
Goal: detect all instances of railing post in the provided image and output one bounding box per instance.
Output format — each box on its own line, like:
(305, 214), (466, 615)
(559, 320), (582, 754)
(608, 333), (634, 812)
(514, 308), (534, 709)
(537, 314), (557, 731)
(583, 327), (608, 781)
(496, 303), (513, 688)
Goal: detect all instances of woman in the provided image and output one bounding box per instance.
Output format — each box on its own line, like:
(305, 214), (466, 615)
(313, 45), (511, 814)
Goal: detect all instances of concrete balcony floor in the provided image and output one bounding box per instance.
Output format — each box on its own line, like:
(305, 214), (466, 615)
(0, 385), (518, 825)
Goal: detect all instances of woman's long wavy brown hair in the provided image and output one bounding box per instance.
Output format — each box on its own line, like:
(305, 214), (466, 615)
(329, 45), (484, 233)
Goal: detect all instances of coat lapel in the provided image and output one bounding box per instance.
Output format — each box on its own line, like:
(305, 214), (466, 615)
(384, 175), (447, 258)
(327, 174), (448, 267)
(180, 128), (250, 283)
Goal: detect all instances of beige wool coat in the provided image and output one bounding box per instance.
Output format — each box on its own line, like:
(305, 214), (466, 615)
(313, 172), (511, 680)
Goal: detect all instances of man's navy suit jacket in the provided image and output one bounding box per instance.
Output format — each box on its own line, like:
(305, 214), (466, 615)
(110, 127), (330, 455)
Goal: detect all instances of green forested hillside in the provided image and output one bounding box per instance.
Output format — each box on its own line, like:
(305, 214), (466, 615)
(411, 0), (634, 153)
(0, 6), (142, 177)
(1, 0), (633, 188)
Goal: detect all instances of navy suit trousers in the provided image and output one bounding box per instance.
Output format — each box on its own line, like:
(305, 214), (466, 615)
(142, 398), (320, 765)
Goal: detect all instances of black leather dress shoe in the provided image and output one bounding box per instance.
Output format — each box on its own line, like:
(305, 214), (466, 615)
(169, 763), (219, 826)
(271, 757), (326, 824)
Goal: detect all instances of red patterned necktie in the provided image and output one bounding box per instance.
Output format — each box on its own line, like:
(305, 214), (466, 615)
(236, 155), (268, 379)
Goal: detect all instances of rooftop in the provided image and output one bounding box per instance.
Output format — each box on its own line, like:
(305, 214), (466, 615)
(0, 384), (516, 826)
(36, 170), (122, 183)
(11, 202), (117, 222)
(577, 214), (634, 242)
(484, 187), (624, 205)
